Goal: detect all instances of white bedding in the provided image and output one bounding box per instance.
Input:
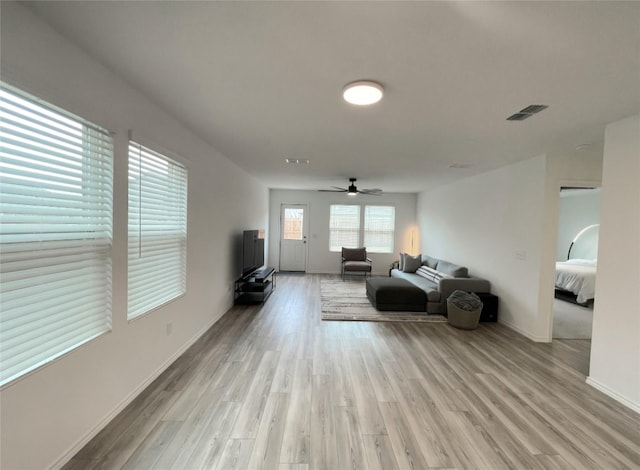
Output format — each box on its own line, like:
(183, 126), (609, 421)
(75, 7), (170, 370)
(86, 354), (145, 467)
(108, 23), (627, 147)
(555, 259), (597, 304)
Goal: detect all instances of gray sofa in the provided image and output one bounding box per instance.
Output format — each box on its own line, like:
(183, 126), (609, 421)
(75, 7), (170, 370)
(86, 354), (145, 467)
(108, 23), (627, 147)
(390, 254), (490, 314)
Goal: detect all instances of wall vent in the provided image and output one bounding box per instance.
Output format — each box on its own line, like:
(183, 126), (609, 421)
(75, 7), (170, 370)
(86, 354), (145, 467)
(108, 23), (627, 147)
(507, 104), (548, 121)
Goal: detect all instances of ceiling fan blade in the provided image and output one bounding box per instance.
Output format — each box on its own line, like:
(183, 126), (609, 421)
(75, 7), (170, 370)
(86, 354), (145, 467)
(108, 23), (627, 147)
(319, 179), (384, 195)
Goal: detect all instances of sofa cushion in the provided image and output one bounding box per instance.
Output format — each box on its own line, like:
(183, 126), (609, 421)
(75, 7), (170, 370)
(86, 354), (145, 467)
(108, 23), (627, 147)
(391, 269), (438, 295)
(402, 254), (422, 273)
(426, 289), (441, 302)
(343, 260), (372, 272)
(436, 260), (468, 278)
(421, 254), (439, 269)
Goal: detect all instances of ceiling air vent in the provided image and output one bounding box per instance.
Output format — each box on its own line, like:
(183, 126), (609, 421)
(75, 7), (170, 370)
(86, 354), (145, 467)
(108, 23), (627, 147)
(507, 104), (548, 121)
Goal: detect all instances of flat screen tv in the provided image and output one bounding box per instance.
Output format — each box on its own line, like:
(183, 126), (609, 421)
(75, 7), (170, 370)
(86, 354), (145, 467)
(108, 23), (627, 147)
(242, 230), (265, 277)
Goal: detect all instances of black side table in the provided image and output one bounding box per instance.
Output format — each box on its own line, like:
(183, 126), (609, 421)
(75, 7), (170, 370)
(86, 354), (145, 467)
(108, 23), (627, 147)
(476, 292), (498, 322)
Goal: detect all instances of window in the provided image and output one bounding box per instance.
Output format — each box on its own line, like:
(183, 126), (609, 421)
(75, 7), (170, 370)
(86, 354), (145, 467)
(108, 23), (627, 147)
(128, 140), (187, 320)
(364, 205), (395, 253)
(283, 207), (304, 240)
(329, 204), (360, 251)
(0, 83), (113, 386)
(328, 204), (396, 254)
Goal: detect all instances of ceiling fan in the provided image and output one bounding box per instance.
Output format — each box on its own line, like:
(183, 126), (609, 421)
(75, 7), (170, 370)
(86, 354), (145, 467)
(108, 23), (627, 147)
(319, 178), (383, 196)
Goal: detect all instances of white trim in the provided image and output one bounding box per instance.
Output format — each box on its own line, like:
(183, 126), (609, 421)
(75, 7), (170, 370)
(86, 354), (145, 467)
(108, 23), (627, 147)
(128, 129), (192, 167)
(50, 311), (225, 470)
(586, 376), (640, 414)
(498, 318), (551, 343)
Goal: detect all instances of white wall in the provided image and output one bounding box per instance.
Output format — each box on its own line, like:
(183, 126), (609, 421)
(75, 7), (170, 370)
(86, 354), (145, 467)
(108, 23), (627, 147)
(556, 189), (601, 260)
(0, 3), (269, 469)
(417, 155), (549, 339)
(416, 151), (603, 341)
(537, 153), (603, 341)
(269, 190), (417, 275)
(588, 114), (640, 412)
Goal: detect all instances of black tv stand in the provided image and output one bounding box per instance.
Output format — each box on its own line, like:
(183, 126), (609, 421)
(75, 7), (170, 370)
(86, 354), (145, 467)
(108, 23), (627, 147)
(234, 267), (276, 304)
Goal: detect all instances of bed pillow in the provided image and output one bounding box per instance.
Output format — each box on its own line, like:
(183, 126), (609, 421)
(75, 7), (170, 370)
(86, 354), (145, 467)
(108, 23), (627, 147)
(402, 254), (422, 273)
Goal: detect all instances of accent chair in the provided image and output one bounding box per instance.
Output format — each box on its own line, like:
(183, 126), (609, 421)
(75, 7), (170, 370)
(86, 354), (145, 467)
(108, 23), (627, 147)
(341, 247), (372, 280)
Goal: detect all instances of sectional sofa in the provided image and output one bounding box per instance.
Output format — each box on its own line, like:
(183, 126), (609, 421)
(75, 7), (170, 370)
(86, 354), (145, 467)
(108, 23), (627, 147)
(390, 253), (490, 314)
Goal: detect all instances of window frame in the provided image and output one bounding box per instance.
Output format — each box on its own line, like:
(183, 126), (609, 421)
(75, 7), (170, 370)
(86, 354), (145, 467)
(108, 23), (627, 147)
(127, 139), (188, 321)
(328, 203), (397, 254)
(0, 82), (114, 387)
(329, 204), (361, 252)
(363, 205), (396, 254)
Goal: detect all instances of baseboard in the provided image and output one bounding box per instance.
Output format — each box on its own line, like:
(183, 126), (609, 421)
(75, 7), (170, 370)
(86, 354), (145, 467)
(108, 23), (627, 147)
(586, 377), (640, 414)
(498, 318), (550, 343)
(51, 310), (226, 470)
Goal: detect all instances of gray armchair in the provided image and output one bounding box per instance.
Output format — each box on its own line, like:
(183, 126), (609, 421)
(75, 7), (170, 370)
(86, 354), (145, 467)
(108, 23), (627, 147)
(341, 247), (372, 280)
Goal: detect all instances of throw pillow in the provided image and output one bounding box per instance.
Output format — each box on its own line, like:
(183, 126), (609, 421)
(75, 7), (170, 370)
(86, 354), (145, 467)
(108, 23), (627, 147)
(398, 252), (406, 271)
(437, 260), (468, 278)
(402, 254), (422, 273)
(421, 254), (439, 269)
(417, 266), (453, 283)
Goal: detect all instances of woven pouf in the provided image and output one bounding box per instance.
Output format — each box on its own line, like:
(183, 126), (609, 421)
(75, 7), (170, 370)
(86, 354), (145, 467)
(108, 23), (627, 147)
(447, 290), (483, 329)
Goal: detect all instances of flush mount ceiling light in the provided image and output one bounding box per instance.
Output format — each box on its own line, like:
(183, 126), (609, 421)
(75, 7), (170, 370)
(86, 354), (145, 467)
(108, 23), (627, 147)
(343, 80), (384, 106)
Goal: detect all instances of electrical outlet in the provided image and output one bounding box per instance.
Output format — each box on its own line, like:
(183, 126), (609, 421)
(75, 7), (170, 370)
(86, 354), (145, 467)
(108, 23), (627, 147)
(166, 322), (173, 336)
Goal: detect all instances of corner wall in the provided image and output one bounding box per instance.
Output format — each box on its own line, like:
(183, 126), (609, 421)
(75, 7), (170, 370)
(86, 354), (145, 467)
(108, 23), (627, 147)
(0, 3), (269, 469)
(417, 155), (549, 338)
(588, 114), (640, 411)
(416, 150), (603, 341)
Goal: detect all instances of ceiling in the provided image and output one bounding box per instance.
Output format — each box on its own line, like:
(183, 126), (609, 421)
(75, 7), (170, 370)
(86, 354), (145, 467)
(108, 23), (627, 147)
(24, 1), (640, 193)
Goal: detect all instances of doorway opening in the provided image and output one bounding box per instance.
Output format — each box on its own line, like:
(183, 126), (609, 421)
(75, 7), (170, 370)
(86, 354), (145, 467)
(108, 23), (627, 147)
(551, 186), (601, 374)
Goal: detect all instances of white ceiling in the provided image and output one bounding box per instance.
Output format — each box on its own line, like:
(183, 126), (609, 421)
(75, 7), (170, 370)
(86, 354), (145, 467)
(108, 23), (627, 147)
(25, 1), (640, 193)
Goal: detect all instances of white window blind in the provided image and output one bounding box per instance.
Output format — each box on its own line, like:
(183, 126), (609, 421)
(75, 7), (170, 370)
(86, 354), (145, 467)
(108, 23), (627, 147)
(364, 205), (395, 253)
(0, 83), (113, 386)
(128, 140), (187, 320)
(329, 204), (360, 251)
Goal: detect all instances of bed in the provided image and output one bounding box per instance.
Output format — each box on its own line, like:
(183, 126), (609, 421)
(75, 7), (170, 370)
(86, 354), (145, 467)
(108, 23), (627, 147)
(555, 259), (597, 305)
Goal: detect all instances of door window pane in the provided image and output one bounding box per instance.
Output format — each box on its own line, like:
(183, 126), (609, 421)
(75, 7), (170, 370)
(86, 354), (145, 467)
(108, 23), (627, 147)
(283, 207), (304, 240)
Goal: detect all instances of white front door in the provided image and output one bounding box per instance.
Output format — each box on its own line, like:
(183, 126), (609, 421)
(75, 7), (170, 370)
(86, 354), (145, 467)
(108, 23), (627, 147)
(279, 204), (308, 271)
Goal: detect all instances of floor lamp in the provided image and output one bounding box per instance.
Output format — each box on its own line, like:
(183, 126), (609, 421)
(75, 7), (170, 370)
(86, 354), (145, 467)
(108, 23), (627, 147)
(567, 224), (599, 260)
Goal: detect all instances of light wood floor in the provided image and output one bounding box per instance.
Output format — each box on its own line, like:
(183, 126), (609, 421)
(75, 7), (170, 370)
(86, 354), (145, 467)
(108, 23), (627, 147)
(64, 274), (639, 469)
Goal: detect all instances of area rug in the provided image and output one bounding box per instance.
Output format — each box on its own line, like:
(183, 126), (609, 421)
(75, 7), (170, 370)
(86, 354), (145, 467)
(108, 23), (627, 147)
(320, 279), (447, 323)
